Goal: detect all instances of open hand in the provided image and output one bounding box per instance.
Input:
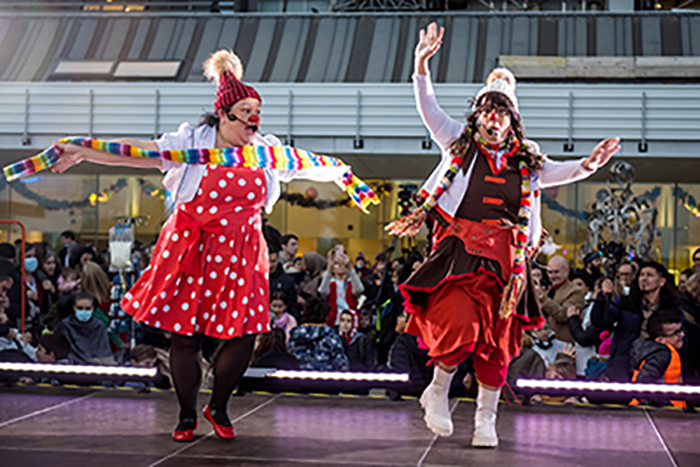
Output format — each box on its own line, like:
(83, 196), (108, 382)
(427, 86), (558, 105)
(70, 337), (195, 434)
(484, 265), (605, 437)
(583, 137), (620, 171)
(559, 342), (578, 359)
(566, 306), (580, 318)
(414, 22), (444, 74)
(51, 143), (85, 174)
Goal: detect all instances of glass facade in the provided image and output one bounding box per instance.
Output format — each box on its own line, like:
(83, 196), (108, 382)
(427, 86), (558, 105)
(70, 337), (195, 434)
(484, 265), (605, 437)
(1, 173), (698, 276)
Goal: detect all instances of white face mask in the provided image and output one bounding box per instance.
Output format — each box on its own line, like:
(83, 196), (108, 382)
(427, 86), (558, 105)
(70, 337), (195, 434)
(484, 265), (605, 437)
(622, 285), (630, 296)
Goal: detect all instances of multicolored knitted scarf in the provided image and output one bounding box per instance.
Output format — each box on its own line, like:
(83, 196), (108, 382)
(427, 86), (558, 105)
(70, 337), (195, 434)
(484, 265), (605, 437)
(3, 138), (380, 213)
(386, 129), (533, 319)
(384, 127), (475, 237)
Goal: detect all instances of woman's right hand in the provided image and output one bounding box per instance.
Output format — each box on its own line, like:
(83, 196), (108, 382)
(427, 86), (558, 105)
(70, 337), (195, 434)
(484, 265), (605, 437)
(414, 22), (445, 75)
(52, 143), (86, 173)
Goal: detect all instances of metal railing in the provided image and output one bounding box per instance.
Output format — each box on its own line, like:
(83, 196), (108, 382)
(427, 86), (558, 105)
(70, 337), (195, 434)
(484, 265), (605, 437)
(0, 81), (699, 156)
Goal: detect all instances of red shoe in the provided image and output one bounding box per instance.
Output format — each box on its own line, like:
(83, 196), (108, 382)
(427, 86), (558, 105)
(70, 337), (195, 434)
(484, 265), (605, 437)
(203, 405), (235, 440)
(172, 420), (198, 442)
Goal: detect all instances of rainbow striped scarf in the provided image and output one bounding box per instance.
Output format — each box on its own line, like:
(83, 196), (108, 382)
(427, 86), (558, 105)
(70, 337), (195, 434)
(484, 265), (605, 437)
(3, 138), (379, 213)
(386, 129), (533, 319)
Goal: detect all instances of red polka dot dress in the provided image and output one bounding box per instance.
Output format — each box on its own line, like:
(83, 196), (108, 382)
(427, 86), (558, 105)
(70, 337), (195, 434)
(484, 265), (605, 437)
(121, 165), (271, 339)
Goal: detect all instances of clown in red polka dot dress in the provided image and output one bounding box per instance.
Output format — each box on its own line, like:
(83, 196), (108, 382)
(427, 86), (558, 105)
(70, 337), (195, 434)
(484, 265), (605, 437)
(122, 165), (272, 339)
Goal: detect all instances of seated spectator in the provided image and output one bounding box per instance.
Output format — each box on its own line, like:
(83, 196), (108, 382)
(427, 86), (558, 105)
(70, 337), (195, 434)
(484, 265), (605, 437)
(677, 272), (700, 384)
(269, 250), (299, 319)
(531, 344), (579, 404)
(288, 297), (349, 371)
(536, 255), (586, 344)
(693, 247), (700, 270)
(319, 245), (364, 327)
(630, 310), (686, 408)
(614, 261), (635, 297)
(36, 333), (71, 364)
(0, 308), (37, 362)
(250, 328), (300, 370)
(42, 251), (61, 305)
(566, 276), (604, 377)
(58, 267), (81, 297)
(82, 261), (125, 350)
(591, 261), (679, 381)
(504, 334), (546, 404)
(298, 251), (327, 303)
(59, 230), (79, 269)
(283, 256), (302, 276)
(580, 252), (603, 286)
(678, 268), (695, 295)
(124, 344), (170, 390)
(354, 252), (372, 280)
(53, 292), (115, 365)
(387, 311), (431, 396)
(337, 310), (374, 371)
(70, 245), (99, 269)
(531, 262), (551, 290)
(270, 291), (297, 342)
(359, 309), (377, 354)
(279, 234), (298, 266)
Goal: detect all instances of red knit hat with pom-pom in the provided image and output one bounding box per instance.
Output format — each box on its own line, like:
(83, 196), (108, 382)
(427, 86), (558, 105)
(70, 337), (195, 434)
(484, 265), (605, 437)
(214, 70), (261, 112)
(203, 49), (261, 112)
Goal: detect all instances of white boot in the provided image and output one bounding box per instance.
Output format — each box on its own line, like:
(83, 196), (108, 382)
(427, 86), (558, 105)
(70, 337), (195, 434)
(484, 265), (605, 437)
(419, 365), (455, 437)
(472, 385), (500, 448)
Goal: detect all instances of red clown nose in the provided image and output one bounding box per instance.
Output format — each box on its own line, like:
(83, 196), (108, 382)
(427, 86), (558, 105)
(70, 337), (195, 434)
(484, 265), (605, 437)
(248, 114), (260, 124)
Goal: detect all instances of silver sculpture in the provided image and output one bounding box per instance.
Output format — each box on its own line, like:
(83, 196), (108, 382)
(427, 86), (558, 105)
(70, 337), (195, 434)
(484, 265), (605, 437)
(581, 161), (657, 263)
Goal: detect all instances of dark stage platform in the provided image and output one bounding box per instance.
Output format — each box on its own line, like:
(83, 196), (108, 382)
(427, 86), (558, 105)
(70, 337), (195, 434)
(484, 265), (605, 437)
(0, 385), (698, 466)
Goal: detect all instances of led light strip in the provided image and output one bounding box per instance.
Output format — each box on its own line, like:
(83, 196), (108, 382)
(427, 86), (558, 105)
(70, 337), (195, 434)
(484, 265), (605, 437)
(267, 370), (409, 383)
(516, 379), (700, 395)
(0, 362), (157, 378)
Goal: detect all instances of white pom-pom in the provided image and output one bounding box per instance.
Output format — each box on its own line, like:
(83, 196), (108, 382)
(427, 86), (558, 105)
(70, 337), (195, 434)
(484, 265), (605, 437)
(486, 67), (516, 87)
(203, 49), (243, 83)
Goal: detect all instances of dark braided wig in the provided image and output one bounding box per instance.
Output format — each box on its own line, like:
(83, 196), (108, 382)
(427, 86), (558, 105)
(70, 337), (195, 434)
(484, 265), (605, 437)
(449, 91), (544, 172)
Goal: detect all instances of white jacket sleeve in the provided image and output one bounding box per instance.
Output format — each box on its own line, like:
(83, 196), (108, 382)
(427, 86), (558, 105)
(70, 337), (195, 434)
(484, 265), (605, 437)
(539, 157), (595, 189)
(413, 72), (465, 153)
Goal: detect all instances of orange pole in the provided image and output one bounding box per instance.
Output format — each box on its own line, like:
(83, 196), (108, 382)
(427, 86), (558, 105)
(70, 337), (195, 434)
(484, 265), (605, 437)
(0, 220), (26, 333)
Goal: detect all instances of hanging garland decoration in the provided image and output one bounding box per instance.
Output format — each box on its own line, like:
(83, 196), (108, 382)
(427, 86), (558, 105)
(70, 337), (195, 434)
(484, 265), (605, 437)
(0, 176), (129, 210)
(541, 186), (667, 221)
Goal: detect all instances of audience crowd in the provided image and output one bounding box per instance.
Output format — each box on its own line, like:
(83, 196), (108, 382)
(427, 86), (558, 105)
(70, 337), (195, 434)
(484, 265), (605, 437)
(1, 226), (699, 408)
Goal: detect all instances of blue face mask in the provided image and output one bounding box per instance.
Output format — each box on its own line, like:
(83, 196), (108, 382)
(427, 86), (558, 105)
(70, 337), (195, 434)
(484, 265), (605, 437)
(25, 257), (38, 274)
(75, 309), (93, 323)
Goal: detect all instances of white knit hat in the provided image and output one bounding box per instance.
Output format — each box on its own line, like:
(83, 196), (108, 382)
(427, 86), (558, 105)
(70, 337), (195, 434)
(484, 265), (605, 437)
(473, 68), (519, 113)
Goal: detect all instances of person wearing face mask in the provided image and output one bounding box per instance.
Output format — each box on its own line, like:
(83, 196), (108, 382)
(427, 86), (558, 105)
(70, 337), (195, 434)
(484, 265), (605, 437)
(45, 49), (368, 443)
(386, 22), (620, 448)
(53, 292), (113, 365)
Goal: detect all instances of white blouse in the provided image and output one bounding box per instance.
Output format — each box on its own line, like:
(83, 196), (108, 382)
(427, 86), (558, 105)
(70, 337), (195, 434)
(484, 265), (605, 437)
(158, 122), (349, 213)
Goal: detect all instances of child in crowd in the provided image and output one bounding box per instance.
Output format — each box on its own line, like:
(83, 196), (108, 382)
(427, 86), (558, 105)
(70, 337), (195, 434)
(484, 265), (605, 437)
(57, 268), (80, 296)
(250, 328), (299, 370)
(531, 343), (580, 404)
(337, 309), (374, 371)
(36, 333), (71, 363)
(270, 291), (298, 342)
(630, 310), (686, 408)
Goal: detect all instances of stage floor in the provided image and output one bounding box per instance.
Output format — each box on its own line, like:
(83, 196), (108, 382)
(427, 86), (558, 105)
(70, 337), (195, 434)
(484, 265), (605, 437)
(0, 385), (698, 466)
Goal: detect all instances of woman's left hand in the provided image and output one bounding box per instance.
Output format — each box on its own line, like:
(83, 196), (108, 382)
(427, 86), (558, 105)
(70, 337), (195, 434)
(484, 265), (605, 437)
(583, 137), (621, 171)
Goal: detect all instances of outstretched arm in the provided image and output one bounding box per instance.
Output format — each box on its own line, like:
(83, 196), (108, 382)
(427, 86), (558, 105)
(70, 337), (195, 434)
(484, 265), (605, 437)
(539, 137), (620, 188)
(51, 141), (163, 173)
(413, 22), (463, 152)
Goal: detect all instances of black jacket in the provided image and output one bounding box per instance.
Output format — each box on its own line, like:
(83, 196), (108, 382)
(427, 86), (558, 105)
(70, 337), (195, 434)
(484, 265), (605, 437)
(678, 291), (700, 383)
(591, 290), (677, 382)
(630, 338), (676, 383)
(342, 332), (375, 371)
(567, 315), (602, 348)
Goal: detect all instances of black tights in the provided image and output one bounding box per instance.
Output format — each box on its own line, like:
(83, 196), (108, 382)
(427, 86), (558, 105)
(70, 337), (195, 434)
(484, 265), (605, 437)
(170, 333), (255, 424)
